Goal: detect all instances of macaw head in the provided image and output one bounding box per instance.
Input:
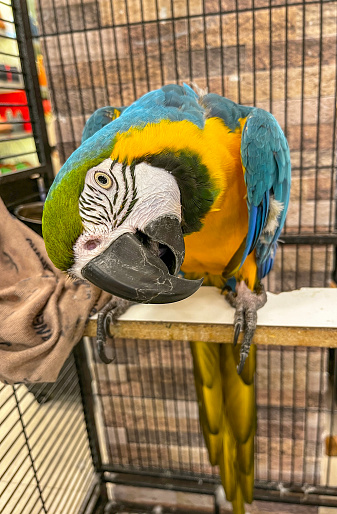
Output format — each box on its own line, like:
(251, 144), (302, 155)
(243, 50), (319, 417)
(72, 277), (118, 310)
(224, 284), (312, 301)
(42, 117), (216, 304)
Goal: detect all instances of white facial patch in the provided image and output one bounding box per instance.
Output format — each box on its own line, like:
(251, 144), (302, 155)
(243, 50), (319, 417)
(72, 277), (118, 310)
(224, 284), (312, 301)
(70, 158), (181, 278)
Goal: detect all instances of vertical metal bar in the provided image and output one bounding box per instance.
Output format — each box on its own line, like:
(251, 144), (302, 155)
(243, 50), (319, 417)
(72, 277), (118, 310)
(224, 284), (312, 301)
(214, 492), (220, 514)
(63, 0), (86, 129)
(235, 0), (241, 103)
(322, 245), (330, 287)
(157, 340), (182, 471)
(34, 1), (66, 162)
(180, 341), (194, 473)
(298, 2), (306, 234)
(108, 0), (124, 104)
(169, 0), (179, 83)
(167, 340), (185, 472)
(252, 0), (256, 106)
(279, 346), (284, 483)
(218, 4), (224, 97)
(332, 4), (337, 283)
(139, 0), (151, 91)
(301, 347), (310, 483)
(280, 244), (285, 291)
(284, 0), (289, 189)
(73, 339), (109, 505)
(41, 0), (77, 158)
(201, 0), (209, 91)
(290, 346), (297, 484)
(12, 386), (47, 513)
(313, 348), (325, 486)
(268, 0), (273, 114)
(255, 346), (260, 480)
(90, 339), (123, 466)
(109, 338), (134, 466)
(123, 338), (143, 467)
(294, 244), (299, 290)
(153, 0), (165, 86)
(326, 349), (337, 485)
(309, 246), (314, 287)
(123, 0), (138, 99)
(94, 0), (115, 106)
(132, 339), (157, 468)
(284, 0), (289, 244)
(79, 0), (99, 110)
(141, 339), (168, 469)
(12, 0), (53, 175)
(330, 0), (337, 233)
(313, 0), (324, 235)
(186, 0), (193, 84)
(267, 346), (272, 481)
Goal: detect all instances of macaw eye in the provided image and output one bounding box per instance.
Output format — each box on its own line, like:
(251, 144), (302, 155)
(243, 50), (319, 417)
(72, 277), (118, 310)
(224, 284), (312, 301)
(94, 171), (112, 189)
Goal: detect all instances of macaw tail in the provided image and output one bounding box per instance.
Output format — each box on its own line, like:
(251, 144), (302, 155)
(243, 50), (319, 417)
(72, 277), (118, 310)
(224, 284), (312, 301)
(190, 341), (256, 514)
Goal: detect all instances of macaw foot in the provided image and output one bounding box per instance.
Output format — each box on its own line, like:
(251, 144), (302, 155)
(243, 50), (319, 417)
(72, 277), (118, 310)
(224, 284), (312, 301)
(225, 281), (267, 375)
(96, 297), (131, 364)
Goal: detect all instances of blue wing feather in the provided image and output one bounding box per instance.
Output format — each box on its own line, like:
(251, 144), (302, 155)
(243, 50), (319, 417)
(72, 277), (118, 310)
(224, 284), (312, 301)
(241, 108), (291, 279)
(81, 106), (127, 143)
(199, 95), (290, 280)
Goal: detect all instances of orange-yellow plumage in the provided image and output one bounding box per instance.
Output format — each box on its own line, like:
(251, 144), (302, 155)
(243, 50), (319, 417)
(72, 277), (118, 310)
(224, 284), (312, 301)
(112, 113), (259, 514)
(176, 117), (258, 514)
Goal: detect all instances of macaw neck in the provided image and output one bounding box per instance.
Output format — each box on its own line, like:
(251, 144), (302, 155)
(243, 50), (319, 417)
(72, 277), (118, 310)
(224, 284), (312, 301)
(110, 117), (244, 233)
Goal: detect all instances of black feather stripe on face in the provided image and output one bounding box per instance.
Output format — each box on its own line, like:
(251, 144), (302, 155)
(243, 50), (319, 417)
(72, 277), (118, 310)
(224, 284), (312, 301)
(79, 160), (138, 232)
(136, 151), (216, 234)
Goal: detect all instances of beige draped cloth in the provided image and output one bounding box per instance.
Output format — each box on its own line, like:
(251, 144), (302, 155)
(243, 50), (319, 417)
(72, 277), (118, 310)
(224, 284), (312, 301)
(0, 198), (111, 384)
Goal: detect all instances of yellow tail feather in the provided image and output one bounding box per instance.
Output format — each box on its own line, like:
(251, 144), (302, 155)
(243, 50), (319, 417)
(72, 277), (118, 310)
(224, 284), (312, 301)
(231, 486), (246, 514)
(190, 341), (256, 514)
(219, 423), (237, 501)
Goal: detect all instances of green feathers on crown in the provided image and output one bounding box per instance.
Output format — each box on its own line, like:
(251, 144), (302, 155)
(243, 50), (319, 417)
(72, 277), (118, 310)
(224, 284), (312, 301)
(43, 153), (113, 271)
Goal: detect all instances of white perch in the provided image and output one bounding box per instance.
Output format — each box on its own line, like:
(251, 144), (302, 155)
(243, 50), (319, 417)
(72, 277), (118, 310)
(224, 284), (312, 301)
(85, 287), (337, 347)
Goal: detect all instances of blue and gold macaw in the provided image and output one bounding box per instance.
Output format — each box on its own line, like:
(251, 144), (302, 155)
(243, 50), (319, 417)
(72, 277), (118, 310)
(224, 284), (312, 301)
(42, 84), (291, 514)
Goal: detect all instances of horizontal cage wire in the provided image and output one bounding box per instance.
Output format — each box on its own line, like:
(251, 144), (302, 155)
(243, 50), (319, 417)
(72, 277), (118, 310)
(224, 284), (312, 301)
(85, 336), (337, 508)
(0, 356), (97, 514)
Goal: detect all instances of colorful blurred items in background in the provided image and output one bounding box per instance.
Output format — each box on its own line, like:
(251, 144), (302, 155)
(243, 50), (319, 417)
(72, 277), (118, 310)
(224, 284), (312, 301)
(37, 54), (48, 99)
(0, 115), (12, 136)
(0, 2), (53, 177)
(0, 161), (33, 174)
(0, 91), (31, 132)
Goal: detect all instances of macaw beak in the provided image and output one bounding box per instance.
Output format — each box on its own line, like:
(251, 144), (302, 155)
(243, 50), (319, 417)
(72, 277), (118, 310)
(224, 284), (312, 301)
(81, 216), (203, 304)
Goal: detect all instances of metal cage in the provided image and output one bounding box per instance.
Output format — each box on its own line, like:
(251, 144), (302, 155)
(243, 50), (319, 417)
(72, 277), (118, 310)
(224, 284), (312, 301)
(1, 0), (337, 511)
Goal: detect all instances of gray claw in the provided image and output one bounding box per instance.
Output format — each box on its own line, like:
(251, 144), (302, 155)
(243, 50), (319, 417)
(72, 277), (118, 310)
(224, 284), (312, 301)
(96, 297), (131, 364)
(237, 352), (248, 375)
(225, 281), (267, 374)
(237, 328), (254, 374)
(97, 336), (114, 364)
(96, 308), (114, 364)
(234, 323), (241, 346)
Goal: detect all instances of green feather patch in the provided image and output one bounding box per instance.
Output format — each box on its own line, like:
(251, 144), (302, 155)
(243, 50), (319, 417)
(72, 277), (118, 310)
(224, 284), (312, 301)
(138, 150), (217, 234)
(42, 153), (113, 271)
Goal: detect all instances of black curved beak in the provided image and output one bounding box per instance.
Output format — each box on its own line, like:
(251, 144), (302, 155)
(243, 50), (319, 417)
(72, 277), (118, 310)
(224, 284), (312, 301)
(81, 216), (203, 304)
